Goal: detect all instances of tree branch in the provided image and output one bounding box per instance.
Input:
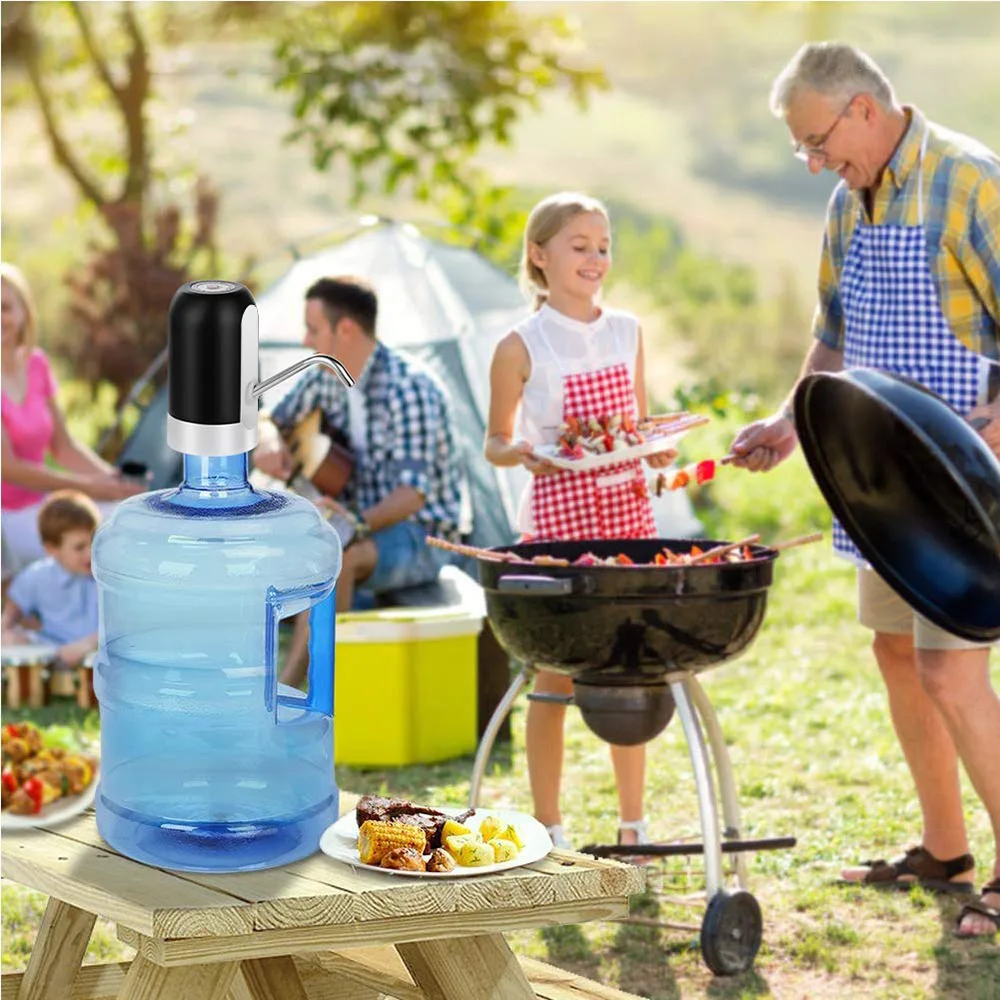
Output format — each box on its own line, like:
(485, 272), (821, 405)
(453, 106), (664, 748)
(67, 1), (121, 104)
(118, 1), (150, 206)
(22, 16), (107, 208)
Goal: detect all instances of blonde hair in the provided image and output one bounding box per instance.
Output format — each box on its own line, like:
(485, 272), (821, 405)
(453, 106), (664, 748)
(0, 262), (39, 348)
(519, 192), (610, 310)
(770, 42), (896, 116)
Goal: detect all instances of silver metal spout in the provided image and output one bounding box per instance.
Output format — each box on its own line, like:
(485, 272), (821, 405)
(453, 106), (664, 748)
(249, 354), (355, 402)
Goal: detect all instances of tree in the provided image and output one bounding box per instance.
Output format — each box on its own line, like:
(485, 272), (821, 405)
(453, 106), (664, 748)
(1, 1), (604, 406)
(274, 2), (606, 210)
(2, 2), (244, 404)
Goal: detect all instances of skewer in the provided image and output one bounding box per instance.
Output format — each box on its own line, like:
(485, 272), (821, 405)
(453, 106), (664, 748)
(425, 535), (571, 567)
(687, 534), (760, 565)
(426, 536), (514, 563)
(768, 531), (823, 552)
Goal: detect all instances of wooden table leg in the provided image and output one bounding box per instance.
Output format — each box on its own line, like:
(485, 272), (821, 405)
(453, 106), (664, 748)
(26, 666), (47, 708)
(17, 898), (96, 1000)
(77, 666), (96, 709)
(118, 955), (240, 1000)
(237, 957), (309, 1000)
(5, 666), (22, 709)
(397, 934), (535, 1000)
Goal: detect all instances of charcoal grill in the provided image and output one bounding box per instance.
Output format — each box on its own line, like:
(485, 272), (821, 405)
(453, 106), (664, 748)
(468, 537), (797, 976)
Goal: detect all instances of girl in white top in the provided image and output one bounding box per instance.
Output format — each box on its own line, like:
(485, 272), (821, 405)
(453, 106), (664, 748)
(485, 192), (676, 850)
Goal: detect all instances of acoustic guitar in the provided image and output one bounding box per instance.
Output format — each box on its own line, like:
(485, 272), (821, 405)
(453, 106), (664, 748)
(285, 409), (355, 499)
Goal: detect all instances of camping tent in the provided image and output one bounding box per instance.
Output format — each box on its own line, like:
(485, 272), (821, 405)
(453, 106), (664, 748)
(255, 218), (702, 547)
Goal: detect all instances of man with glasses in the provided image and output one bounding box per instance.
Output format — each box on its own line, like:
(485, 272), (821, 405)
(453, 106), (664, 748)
(253, 276), (465, 682)
(730, 42), (1000, 937)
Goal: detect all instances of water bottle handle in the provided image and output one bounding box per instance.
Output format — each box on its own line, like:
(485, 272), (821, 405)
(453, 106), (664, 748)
(265, 582), (336, 718)
(299, 590), (335, 716)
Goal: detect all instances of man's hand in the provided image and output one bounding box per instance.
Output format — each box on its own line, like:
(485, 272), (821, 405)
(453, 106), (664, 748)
(729, 412), (798, 473)
(252, 424), (294, 481)
(968, 400), (1000, 460)
(57, 636), (96, 667)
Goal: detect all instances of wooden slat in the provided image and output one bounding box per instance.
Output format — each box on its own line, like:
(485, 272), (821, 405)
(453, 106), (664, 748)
(117, 955), (239, 1000)
(1, 827), (253, 938)
(48, 812), (361, 931)
(1, 961), (386, 1000)
(239, 956), (309, 1000)
(117, 896), (630, 966)
(15, 898), (96, 1000)
(521, 957), (646, 1000)
(399, 933), (535, 999)
(312, 948), (423, 1000)
(38, 810), (639, 933)
(1, 955), (647, 1000)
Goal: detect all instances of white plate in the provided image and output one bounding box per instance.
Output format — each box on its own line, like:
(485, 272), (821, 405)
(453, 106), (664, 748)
(1, 643), (57, 667)
(319, 807), (552, 878)
(534, 425), (694, 472)
(1, 764), (100, 830)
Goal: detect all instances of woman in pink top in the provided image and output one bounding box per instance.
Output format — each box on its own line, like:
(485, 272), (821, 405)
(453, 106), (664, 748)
(1, 263), (141, 579)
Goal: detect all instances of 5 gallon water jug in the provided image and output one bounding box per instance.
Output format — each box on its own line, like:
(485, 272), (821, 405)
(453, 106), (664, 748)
(92, 280), (355, 872)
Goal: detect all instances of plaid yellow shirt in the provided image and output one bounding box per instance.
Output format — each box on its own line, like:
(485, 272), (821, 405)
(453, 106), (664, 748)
(813, 106), (1000, 363)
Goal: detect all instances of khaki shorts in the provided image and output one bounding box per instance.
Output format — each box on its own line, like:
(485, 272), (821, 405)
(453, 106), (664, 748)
(857, 568), (992, 651)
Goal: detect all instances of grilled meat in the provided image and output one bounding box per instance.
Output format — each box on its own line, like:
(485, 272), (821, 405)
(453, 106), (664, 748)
(355, 795), (474, 850)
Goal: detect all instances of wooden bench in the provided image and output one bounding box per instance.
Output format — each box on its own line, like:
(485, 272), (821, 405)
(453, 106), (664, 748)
(2, 664), (49, 710)
(1, 808), (649, 1000)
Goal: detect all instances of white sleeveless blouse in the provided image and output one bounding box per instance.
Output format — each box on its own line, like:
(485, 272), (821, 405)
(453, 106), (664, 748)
(512, 304), (641, 536)
(513, 303), (641, 448)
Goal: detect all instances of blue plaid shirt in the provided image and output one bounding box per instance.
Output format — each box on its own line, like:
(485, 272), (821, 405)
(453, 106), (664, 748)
(270, 342), (463, 541)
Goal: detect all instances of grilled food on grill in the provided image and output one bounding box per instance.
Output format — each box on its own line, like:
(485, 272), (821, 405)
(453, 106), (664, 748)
(380, 846), (427, 871)
(357, 819), (427, 865)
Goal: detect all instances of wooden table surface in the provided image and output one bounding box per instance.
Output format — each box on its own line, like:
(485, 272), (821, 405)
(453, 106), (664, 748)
(0, 806), (648, 1000)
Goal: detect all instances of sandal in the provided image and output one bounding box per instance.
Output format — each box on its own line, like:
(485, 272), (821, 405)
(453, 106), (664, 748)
(617, 819), (655, 866)
(839, 844), (975, 894)
(954, 879), (1000, 937)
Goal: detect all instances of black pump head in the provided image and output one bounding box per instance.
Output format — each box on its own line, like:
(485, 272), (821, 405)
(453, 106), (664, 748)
(166, 281), (259, 457)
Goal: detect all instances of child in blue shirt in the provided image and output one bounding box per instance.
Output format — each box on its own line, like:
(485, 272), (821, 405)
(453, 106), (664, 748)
(2, 491), (100, 683)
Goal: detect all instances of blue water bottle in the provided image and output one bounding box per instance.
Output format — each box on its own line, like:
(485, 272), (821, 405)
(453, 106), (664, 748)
(92, 280), (355, 872)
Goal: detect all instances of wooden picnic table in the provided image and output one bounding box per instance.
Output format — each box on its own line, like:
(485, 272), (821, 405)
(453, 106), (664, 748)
(0, 806), (648, 1000)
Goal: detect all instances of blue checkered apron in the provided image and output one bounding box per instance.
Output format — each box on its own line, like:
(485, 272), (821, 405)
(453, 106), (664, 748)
(835, 131), (989, 563)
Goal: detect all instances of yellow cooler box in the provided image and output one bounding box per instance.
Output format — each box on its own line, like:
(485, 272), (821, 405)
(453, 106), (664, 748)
(334, 606), (484, 767)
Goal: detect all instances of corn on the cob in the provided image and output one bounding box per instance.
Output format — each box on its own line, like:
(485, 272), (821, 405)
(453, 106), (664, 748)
(358, 820), (426, 865)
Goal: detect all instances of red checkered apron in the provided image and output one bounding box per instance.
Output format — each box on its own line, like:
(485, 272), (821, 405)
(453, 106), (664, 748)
(530, 363), (656, 541)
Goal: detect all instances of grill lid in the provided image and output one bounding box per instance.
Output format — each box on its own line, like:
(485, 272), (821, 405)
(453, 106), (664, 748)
(793, 369), (1000, 643)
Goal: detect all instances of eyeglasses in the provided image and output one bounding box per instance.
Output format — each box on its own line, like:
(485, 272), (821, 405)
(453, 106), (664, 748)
(793, 99), (854, 163)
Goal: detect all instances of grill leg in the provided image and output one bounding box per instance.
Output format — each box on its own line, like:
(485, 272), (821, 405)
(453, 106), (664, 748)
(670, 677), (723, 899)
(687, 677), (749, 889)
(468, 665), (533, 809)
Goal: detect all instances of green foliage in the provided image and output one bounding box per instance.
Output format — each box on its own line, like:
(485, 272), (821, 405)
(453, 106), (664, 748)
(274, 2), (607, 207)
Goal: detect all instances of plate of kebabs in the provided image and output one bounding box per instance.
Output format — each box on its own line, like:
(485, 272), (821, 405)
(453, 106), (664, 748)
(319, 795), (553, 877)
(533, 412), (709, 472)
(1, 722), (100, 830)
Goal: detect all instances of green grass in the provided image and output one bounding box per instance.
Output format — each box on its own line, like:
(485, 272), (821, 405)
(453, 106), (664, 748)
(3, 426), (997, 997)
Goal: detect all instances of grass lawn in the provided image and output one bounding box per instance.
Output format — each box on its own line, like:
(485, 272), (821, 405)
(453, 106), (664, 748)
(2, 446), (998, 998)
